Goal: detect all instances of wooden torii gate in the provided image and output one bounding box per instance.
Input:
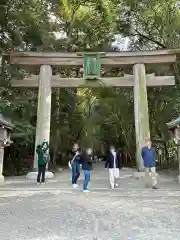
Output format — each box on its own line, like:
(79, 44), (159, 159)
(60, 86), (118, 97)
(5, 49), (179, 178)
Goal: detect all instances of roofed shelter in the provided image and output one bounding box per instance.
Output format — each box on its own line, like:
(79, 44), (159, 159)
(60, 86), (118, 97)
(0, 115), (14, 184)
(166, 117), (180, 183)
(166, 117), (180, 131)
(4, 49), (180, 178)
(166, 116), (180, 144)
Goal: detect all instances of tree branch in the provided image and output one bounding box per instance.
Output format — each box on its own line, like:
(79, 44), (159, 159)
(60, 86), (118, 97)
(66, 5), (79, 44)
(132, 29), (166, 49)
(74, 99), (96, 142)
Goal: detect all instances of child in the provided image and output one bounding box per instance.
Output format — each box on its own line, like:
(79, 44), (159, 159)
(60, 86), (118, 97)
(105, 146), (122, 189)
(81, 148), (95, 192)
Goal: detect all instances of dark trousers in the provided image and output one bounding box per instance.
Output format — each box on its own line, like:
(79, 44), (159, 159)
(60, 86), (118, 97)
(72, 161), (80, 184)
(37, 164), (46, 183)
(83, 170), (91, 190)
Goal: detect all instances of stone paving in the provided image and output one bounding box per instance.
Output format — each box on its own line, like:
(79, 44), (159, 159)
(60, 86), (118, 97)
(0, 165), (180, 240)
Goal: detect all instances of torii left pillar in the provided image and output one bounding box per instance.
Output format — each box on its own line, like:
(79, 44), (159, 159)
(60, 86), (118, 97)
(0, 146), (4, 184)
(133, 63), (150, 173)
(26, 65), (54, 179)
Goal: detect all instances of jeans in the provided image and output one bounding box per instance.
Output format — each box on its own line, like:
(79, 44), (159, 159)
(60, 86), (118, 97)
(37, 163), (46, 183)
(83, 170), (91, 190)
(72, 161), (80, 184)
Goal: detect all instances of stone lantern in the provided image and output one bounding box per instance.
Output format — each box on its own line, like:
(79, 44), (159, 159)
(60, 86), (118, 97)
(166, 117), (180, 183)
(0, 115), (13, 184)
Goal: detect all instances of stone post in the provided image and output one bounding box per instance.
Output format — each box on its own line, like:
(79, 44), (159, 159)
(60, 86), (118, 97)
(177, 144), (180, 184)
(174, 128), (180, 183)
(0, 146), (4, 184)
(26, 65), (54, 179)
(133, 64), (150, 172)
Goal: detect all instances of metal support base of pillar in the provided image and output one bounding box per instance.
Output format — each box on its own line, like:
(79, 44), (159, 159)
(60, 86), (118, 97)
(26, 171), (54, 180)
(0, 174), (4, 185)
(132, 171), (145, 179)
(132, 171), (160, 183)
(177, 175), (180, 184)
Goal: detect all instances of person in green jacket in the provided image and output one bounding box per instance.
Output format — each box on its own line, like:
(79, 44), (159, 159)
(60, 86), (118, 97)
(36, 141), (49, 184)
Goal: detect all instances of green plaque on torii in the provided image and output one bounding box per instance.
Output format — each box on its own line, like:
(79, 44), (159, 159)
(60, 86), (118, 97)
(77, 52), (105, 80)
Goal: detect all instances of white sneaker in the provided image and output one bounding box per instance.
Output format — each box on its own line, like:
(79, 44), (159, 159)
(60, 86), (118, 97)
(83, 189), (89, 193)
(41, 182), (45, 185)
(72, 184), (79, 188)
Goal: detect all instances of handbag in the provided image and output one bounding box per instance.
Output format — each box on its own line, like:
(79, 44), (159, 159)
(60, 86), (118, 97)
(68, 152), (79, 169)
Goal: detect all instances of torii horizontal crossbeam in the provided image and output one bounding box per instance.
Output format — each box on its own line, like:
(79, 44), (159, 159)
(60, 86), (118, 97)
(5, 49), (180, 66)
(10, 74), (175, 88)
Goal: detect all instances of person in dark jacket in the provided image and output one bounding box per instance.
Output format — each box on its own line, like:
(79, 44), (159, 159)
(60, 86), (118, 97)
(81, 148), (95, 192)
(70, 143), (81, 188)
(36, 141), (49, 185)
(141, 138), (158, 189)
(105, 146), (122, 189)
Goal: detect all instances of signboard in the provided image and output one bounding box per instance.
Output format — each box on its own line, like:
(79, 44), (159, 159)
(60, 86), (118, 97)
(77, 52), (105, 80)
(83, 54), (101, 80)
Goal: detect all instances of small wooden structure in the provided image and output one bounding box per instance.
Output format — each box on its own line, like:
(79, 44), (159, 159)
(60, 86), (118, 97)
(166, 117), (180, 182)
(166, 117), (180, 140)
(4, 49), (180, 173)
(152, 138), (167, 168)
(0, 115), (13, 183)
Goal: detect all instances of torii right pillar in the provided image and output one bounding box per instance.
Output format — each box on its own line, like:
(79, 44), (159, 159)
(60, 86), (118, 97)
(26, 65), (54, 180)
(133, 63), (150, 172)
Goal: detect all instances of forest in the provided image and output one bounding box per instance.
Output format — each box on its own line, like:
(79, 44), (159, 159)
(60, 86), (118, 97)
(0, 0), (180, 175)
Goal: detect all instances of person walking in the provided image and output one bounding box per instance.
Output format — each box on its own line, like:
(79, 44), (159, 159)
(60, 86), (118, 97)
(81, 148), (96, 193)
(141, 138), (158, 189)
(105, 146), (122, 189)
(69, 143), (81, 188)
(36, 141), (50, 185)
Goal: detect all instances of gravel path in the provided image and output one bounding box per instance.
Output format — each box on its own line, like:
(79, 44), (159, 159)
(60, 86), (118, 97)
(0, 166), (180, 240)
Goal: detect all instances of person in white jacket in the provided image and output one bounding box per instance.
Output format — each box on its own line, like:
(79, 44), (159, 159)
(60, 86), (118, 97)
(105, 146), (122, 189)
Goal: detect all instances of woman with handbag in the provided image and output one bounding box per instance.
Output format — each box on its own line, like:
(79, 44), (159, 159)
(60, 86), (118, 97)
(69, 143), (82, 188)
